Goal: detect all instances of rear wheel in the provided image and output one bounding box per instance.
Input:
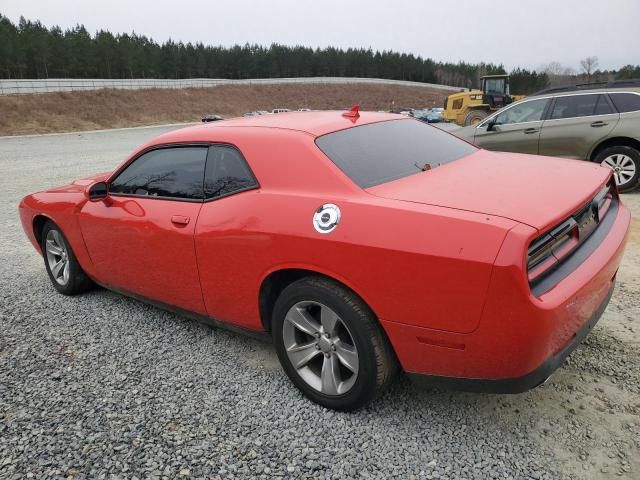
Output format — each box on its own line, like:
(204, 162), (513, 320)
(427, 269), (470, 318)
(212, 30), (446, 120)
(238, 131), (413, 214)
(41, 221), (93, 295)
(272, 276), (397, 411)
(595, 146), (640, 192)
(464, 110), (489, 126)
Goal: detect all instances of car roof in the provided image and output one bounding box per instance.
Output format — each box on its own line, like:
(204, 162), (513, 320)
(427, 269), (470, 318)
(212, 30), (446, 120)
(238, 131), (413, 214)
(149, 110), (403, 145)
(527, 86), (640, 99)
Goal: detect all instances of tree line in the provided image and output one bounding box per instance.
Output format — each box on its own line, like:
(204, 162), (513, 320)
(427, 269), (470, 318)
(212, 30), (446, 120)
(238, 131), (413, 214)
(0, 14), (637, 95)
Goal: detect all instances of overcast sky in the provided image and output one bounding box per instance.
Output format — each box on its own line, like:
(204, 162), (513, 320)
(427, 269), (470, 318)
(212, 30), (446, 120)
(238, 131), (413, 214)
(2, 0), (639, 71)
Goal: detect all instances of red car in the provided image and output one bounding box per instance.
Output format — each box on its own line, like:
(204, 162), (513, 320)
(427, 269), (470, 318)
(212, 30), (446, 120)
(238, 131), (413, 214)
(19, 110), (630, 410)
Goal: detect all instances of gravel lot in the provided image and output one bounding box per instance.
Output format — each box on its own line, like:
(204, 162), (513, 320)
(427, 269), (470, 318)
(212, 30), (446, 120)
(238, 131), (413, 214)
(1, 126), (639, 480)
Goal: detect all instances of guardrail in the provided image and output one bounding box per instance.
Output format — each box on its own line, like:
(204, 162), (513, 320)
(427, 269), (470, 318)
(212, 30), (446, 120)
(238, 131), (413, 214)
(0, 77), (465, 95)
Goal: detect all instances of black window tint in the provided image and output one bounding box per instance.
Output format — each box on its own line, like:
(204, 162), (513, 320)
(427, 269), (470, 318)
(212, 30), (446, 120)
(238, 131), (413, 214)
(204, 145), (258, 199)
(315, 119), (477, 188)
(594, 95), (614, 115)
(550, 95), (598, 119)
(110, 147), (207, 200)
(609, 93), (640, 113)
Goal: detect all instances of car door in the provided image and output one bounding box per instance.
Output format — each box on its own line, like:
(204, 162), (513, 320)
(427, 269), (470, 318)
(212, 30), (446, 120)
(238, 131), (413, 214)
(538, 93), (619, 159)
(193, 144), (261, 329)
(472, 97), (550, 154)
(79, 145), (209, 315)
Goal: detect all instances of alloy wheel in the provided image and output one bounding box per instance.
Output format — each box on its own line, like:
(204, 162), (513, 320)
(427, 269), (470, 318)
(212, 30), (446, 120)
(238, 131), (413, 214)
(45, 229), (70, 286)
(601, 153), (636, 187)
(283, 301), (359, 396)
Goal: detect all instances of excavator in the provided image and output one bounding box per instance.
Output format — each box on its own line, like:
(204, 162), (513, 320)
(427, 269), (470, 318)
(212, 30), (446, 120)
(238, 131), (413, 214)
(443, 74), (526, 126)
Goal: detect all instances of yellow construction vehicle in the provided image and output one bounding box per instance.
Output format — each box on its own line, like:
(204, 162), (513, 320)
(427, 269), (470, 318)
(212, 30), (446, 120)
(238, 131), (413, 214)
(443, 74), (526, 126)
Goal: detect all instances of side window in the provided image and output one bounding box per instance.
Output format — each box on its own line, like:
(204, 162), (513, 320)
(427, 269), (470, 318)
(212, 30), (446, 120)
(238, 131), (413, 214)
(593, 95), (614, 115)
(494, 98), (549, 126)
(550, 94), (598, 119)
(609, 93), (640, 113)
(110, 147), (207, 200)
(204, 145), (258, 200)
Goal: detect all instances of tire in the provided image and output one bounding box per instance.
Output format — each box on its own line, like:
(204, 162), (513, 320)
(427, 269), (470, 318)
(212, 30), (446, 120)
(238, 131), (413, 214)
(594, 145), (640, 193)
(463, 110), (489, 126)
(272, 276), (398, 411)
(41, 221), (94, 295)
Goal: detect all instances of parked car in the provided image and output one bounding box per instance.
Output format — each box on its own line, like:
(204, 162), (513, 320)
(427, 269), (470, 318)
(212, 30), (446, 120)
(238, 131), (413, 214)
(413, 107), (444, 123)
(390, 106), (414, 115)
(428, 107), (445, 122)
(201, 114), (224, 123)
(19, 110), (630, 410)
(455, 88), (640, 192)
(272, 108), (291, 114)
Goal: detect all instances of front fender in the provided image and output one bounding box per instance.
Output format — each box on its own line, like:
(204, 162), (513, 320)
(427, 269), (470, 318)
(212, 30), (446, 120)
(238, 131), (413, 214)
(18, 192), (96, 278)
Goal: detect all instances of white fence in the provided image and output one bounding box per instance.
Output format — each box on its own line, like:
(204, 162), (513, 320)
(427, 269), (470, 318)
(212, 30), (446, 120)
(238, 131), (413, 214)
(0, 77), (465, 96)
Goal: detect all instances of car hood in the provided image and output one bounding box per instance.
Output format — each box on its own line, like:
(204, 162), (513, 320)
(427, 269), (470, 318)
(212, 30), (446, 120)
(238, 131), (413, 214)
(72, 171), (111, 186)
(366, 150), (611, 232)
(45, 172), (111, 194)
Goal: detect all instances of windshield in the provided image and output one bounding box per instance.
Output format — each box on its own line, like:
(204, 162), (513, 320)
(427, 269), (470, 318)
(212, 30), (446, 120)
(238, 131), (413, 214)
(315, 119), (477, 188)
(484, 78), (507, 94)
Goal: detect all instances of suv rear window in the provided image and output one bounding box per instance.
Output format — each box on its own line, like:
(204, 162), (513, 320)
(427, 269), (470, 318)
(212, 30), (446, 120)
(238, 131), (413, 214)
(315, 119), (477, 188)
(609, 93), (640, 113)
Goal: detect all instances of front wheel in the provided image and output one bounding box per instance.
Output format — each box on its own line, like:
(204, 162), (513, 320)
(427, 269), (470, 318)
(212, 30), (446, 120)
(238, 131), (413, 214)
(463, 110), (488, 126)
(272, 277), (397, 411)
(595, 146), (640, 192)
(41, 221), (94, 295)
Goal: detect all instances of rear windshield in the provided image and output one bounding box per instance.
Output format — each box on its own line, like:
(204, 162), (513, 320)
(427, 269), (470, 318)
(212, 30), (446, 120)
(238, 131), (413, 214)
(315, 119), (477, 188)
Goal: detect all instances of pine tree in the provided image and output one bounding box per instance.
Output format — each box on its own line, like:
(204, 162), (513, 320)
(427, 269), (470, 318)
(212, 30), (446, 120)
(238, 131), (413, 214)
(0, 13), (636, 87)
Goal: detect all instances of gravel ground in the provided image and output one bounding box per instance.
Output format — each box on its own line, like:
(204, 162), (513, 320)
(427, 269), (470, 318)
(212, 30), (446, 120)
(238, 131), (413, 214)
(1, 126), (638, 480)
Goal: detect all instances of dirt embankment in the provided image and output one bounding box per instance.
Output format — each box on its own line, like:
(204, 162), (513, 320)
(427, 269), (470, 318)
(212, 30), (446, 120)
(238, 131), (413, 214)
(0, 83), (449, 136)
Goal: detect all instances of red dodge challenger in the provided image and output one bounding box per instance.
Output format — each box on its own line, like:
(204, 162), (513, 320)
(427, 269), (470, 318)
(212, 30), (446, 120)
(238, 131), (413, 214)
(19, 110), (630, 410)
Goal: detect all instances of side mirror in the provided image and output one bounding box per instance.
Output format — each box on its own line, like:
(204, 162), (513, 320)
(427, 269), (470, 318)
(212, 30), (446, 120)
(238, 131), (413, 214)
(486, 120), (499, 132)
(88, 181), (108, 201)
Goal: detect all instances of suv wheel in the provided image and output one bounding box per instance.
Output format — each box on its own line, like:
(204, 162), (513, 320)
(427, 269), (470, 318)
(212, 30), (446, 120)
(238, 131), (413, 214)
(595, 145), (640, 192)
(272, 276), (397, 411)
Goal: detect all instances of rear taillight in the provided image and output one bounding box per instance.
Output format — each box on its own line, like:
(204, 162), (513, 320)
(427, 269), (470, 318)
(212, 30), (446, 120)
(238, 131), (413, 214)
(526, 180), (614, 286)
(527, 219), (579, 283)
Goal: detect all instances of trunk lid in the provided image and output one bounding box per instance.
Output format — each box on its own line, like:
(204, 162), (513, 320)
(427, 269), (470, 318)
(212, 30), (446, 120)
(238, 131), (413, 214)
(366, 150), (612, 232)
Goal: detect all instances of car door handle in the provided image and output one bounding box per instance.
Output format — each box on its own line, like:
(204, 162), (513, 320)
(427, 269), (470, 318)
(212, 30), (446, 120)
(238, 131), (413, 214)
(171, 215), (190, 226)
(523, 128), (539, 134)
(590, 121), (608, 127)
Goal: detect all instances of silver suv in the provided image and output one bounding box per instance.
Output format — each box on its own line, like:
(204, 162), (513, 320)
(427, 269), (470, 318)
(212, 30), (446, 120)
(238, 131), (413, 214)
(455, 86), (640, 192)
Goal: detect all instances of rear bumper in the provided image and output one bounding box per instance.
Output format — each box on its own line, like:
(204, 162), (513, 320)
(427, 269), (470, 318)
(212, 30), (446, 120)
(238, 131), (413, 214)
(381, 201), (630, 384)
(406, 283), (613, 393)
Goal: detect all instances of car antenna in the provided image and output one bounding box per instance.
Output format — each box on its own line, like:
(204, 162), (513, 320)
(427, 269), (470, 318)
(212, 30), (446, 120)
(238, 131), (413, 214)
(342, 104), (360, 119)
